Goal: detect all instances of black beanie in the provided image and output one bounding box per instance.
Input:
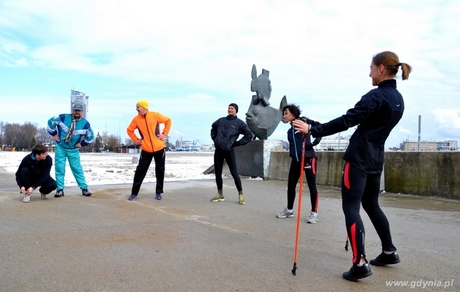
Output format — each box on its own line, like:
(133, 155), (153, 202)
(229, 103), (239, 113)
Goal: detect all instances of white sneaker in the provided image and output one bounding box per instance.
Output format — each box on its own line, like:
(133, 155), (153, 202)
(23, 194), (30, 203)
(276, 208), (294, 218)
(307, 212), (318, 223)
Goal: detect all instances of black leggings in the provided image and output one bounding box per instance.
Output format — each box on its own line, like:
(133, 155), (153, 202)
(287, 157), (319, 212)
(214, 148), (242, 192)
(131, 149), (165, 195)
(342, 162), (396, 264)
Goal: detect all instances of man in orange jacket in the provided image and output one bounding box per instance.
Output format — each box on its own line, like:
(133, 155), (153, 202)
(127, 100), (172, 201)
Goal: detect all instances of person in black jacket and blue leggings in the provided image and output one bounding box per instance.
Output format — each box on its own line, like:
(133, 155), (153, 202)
(276, 104), (322, 224)
(293, 51), (412, 281)
(210, 103), (253, 205)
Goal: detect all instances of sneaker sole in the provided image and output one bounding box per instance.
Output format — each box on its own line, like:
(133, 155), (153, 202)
(210, 199), (225, 202)
(276, 213), (294, 218)
(370, 259), (400, 266)
(342, 270), (373, 281)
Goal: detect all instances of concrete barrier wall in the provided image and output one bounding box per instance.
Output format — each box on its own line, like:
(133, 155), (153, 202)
(384, 152), (460, 199)
(267, 151), (460, 200)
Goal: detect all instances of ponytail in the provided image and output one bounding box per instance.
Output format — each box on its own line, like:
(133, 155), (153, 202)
(400, 62), (412, 80)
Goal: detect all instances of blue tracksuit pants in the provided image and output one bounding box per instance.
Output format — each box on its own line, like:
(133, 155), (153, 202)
(55, 144), (88, 190)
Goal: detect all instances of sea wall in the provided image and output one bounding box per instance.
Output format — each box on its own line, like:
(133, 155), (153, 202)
(266, 151), (460, 200)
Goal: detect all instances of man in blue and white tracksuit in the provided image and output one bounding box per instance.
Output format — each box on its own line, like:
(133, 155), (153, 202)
(47, 103), (95, 197)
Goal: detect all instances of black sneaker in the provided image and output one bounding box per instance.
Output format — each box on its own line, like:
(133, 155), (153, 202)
(370, 251), (400, 266)
(82, 189), (92, 196)
(342, 263), (372, 281)
(54, 189), (64, 198)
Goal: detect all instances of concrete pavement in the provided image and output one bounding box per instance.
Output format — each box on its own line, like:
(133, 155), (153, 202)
(1, 169), (459, 291)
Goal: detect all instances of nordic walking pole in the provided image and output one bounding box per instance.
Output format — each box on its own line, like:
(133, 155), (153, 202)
(292, 134), (306, 276)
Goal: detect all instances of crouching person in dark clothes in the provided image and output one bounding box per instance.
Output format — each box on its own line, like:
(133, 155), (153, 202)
(210, 103), (253, 205)
(15, 144), (57, 203)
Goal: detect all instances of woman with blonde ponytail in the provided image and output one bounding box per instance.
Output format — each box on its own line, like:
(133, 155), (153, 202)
(292, 51), (411, 281)
(372, 50), (412, 81)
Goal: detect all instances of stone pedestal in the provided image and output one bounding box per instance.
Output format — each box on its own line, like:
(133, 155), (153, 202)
(235, 140), (284, 179)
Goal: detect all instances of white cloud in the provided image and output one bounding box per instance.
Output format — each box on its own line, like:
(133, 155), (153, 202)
(434, 109), (460, 129)
(399, 126), (412, 134)
(1, 0), (460, 147)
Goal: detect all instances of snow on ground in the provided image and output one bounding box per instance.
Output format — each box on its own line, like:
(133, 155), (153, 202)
(0, 151), (215, 186)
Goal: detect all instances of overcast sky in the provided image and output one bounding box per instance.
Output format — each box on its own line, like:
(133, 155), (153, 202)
(1, 0), (459, 148)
